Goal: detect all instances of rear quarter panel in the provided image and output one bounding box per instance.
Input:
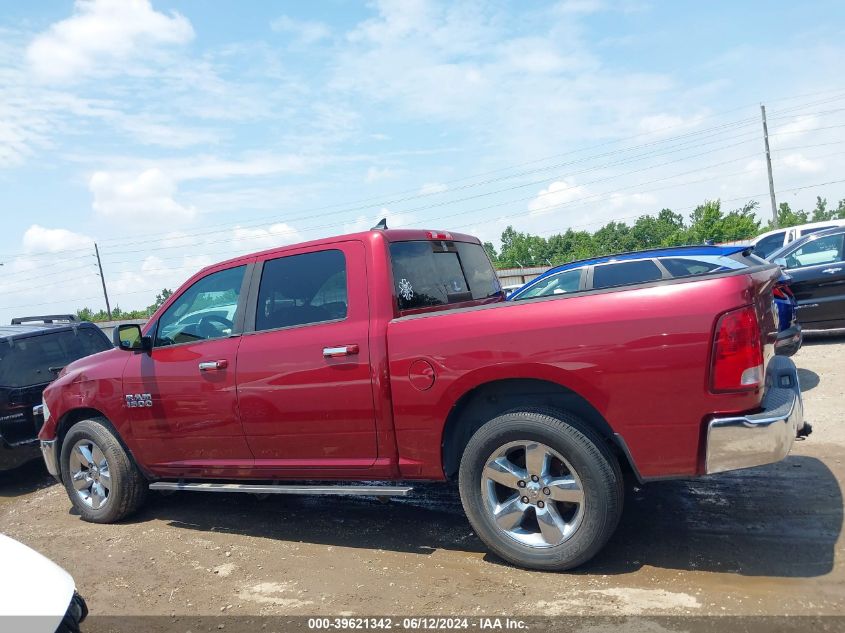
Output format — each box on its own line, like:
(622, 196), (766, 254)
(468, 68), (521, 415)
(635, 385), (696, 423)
(387, 269), (779, 480)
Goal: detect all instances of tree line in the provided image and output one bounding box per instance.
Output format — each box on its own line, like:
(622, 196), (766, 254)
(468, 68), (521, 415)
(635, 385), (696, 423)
(72, 194), (845, 320)
(76, 288), (172, 323)
(484, 195), (845, 268)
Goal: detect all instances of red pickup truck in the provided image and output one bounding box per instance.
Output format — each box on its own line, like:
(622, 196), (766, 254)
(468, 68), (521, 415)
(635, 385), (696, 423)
(37, 228), (806, 570)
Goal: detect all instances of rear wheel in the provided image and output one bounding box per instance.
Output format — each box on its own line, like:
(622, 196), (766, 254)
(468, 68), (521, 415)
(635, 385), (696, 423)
(458, 408), (623, 571)
(60, 418), (147, 523)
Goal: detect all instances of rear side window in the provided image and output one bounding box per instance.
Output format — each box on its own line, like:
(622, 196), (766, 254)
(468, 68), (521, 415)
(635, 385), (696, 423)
(389, 241), (502, 311)
(514, 269), (582, 300)
(592, 259), (663, 290)
(0, 328), (111, 388)
(659, 255), (746, 278)
(753, 232), (786, 258)
(256, 249), (348, 331)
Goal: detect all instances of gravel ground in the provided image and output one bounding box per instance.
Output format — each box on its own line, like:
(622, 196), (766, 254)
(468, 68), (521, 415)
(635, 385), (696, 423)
(1, 334), (843, 621)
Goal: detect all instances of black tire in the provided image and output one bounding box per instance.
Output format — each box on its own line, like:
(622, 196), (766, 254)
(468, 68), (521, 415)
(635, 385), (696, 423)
(60, 417), (147, 523)
(458, 408), (623, 571)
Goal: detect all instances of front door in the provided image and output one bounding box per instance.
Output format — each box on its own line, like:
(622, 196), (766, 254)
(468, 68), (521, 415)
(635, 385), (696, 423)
(123, 263), (254, 475)
(783, 232), (845, 327)
(236, 241), (377, 471)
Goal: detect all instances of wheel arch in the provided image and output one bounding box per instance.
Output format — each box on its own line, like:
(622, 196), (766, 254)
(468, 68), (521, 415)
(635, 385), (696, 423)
(441, 378), (639, 481)
(55, 408), (147, 479)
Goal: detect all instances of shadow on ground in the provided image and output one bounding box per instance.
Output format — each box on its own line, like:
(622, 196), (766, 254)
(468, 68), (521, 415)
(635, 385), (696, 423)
(126, 454), (839, 578)
(797, 368), (820, 391)
(0, 459), (55, 499)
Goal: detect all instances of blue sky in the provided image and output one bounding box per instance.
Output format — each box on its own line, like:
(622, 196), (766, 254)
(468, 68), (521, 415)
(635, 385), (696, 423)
(1, 0), (844, 321)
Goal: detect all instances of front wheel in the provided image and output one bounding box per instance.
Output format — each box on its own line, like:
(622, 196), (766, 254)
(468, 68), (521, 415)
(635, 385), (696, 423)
(458, 409), (623, 571)
(60, 418), (147, 523)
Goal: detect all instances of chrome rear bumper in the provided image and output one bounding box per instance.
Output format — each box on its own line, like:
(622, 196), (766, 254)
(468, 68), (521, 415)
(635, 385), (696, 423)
(705, 356), (805, 474)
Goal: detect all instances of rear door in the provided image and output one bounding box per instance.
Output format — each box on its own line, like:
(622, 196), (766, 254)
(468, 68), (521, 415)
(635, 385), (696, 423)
(235, 241), (377, 470)
(783, 232), (845, 327)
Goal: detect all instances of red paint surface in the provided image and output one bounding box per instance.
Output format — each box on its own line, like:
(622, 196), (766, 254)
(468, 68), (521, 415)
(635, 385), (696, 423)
(40, 229), (779, 482)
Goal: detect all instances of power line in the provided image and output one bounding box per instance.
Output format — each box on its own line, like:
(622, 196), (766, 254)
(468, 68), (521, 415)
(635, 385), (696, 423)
(5, 91), (845, 262)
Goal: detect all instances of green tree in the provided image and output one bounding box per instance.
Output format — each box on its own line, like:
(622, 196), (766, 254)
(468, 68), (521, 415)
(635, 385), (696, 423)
(482, 241), (499, 265)
(770, 202), (808, 229)
(152, 288), (173, 310)
(686, 199), (725, 244)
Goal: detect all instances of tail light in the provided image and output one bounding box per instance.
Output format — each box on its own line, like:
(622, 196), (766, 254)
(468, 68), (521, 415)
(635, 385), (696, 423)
(773, 284), (793, 299)
(710, 306), (763, 392)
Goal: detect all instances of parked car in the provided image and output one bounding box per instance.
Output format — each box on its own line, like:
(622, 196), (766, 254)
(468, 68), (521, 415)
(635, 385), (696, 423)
(0, 316), (112, 471)
(750, 219), (845, 259)
(0, 533), (88, 632)
(509, 245), (802, 356)
(768, 226), (845, 330)
(39, 227), (807, 571)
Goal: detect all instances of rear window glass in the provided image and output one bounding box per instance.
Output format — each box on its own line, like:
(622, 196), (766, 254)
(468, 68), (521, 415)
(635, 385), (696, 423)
(659, 255), (746, 278)
(592, 259), (663, 290)
(390, 240), (502, 311)
(0, 328), (111, 387)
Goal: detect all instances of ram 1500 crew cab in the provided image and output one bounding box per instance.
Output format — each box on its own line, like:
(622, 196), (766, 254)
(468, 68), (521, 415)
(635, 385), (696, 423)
(38, 228), (807, 570)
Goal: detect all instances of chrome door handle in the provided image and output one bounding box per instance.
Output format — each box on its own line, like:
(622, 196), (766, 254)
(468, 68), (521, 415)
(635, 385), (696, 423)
(199, 360), (229, 371)
(323, 345), (359, 358)
(822, 267), (842, 274)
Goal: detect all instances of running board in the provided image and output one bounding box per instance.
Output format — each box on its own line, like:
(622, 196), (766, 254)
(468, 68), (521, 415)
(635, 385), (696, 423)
(149, 482), (414, 497)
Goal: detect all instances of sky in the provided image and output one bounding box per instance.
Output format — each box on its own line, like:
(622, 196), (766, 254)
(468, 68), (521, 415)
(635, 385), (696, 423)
(0, 0), (844, 323)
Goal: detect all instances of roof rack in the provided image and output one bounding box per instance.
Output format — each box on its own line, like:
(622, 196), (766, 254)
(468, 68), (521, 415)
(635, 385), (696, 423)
(10, 314), (78, 325)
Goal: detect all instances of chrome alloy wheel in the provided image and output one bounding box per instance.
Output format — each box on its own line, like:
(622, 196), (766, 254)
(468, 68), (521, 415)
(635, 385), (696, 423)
(68, 439), (111, 510)
(481, 441), (585, 548)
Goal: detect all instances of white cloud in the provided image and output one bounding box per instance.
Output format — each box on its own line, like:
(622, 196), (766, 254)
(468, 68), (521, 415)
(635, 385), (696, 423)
(529, 180), (590, 215)
(637, 113), (703, 136)
(781, 152), (823, 173)
(365, 166), (400, 183)
(26, 0), (194, 83)
(418, 182), (448, 195)
(344, 208), (417, 233)
(89, 168), (196, 224)
(118, 116), (219, 148)
(771, 115), (819, 141)
(271, 15), (331, 44)
(21, 225), (94, 254)
(232, 223), (302, 251)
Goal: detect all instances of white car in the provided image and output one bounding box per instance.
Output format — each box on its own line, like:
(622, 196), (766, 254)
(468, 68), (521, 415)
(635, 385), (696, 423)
(751, 219), (845, 258)
(0, 534), (88, 632)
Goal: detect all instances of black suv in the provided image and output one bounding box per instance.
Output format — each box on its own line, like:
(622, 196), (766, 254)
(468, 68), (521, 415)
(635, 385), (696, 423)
(0, 315), (112, 471)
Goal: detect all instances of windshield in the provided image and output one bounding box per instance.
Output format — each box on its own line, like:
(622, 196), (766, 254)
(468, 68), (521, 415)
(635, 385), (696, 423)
(389, 240), (502, 312)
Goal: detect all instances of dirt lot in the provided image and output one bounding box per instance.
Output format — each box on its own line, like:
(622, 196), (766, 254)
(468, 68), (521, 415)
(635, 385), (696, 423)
(1, 335), (843, 620)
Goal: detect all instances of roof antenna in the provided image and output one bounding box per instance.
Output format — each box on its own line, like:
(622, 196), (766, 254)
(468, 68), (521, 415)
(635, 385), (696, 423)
(372, 217), (388, 230)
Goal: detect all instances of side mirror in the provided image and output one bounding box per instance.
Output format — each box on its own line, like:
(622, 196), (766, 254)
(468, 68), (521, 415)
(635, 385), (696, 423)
(114, 324), (152, 351)
(773, 257), (788, 269)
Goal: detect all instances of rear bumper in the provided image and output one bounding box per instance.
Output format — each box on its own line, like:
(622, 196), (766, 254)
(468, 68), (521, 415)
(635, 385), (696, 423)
(705, 356), (805, 474)
(775, 324), (802, 357)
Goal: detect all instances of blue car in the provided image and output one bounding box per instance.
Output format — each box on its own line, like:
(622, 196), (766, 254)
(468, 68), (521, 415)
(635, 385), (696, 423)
(507, 245), (801, 356)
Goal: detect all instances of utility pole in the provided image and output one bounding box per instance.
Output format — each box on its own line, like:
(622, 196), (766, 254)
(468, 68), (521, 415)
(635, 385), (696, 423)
(94, 243), (112, 320)
(761, 104), (778, 228)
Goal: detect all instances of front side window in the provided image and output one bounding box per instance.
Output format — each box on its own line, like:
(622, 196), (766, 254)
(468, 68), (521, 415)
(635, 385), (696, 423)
(784, 234), (845, 269)
(753, 232), (786, 258)
(256, 249), (348, 331)
(592, 259), (663, 290)
(514, 269), (582, 300)
(155, 266), (245, 346)
(390, 240), (502, 311)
